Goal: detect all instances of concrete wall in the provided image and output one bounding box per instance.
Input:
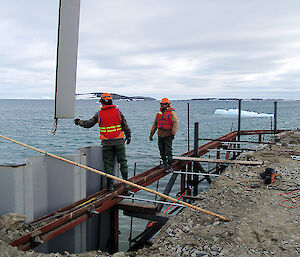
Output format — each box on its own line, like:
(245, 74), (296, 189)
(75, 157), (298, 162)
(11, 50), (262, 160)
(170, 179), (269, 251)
(0, 146), (116, 254)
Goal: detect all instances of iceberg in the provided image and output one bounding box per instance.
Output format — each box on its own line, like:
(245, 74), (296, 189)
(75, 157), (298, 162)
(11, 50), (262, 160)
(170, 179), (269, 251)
(214, 108), (273, 117)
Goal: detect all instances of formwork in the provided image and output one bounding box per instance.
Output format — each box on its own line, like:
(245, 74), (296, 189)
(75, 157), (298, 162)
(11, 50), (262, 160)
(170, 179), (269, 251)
(0, 146), (118, 253)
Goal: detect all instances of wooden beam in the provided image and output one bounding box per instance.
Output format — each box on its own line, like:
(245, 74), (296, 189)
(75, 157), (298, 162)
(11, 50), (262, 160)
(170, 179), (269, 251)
(116, 202), (158, 215)
(173, 156), (263, 165)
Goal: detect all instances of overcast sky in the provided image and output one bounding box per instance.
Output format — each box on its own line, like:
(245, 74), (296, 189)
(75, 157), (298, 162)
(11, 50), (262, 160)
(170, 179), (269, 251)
(1, 0), (300, 100)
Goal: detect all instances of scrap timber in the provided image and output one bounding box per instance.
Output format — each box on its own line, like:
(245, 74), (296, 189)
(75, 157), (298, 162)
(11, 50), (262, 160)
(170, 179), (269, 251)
(8, 129), (283, 251)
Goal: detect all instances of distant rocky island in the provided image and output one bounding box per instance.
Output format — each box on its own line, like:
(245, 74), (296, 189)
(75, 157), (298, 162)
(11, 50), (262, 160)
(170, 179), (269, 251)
(76, 93), (289, 101)
(190, 98), (285, 101)
(76, 92), (155, 101)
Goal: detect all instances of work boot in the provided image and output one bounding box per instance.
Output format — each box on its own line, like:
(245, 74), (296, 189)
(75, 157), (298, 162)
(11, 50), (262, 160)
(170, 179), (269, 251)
(159, 159), (168, 169)
(167, 159), (173, 173)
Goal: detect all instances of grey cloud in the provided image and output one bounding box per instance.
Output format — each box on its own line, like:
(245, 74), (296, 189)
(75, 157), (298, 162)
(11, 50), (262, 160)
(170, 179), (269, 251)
(1, 0), (300, 99)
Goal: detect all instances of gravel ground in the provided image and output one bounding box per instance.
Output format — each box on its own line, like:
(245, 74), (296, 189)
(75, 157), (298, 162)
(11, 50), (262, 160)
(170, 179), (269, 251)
(1, 132), (299, 257)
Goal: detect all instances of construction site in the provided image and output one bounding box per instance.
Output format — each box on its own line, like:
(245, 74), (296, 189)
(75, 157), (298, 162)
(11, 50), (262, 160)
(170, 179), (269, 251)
(0, 101), (299, 256)
(0, 1), (299, 256)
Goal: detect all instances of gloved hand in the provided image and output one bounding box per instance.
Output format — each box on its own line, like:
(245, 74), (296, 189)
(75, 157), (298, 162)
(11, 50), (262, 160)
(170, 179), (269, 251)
(126, 137), (131, 144)
(149, 135), (153, 141)
(171, 135), (175, 140)
(74, 118), (80, 125)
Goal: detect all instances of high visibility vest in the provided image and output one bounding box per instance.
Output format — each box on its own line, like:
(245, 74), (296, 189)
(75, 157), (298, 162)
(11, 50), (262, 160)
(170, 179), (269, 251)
(157, 108), (174, 130)
(98, 105), (125, 140)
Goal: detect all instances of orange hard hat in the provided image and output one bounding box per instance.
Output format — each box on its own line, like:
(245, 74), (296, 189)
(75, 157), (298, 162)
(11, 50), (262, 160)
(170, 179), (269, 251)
(100, 93), (112, 101)
(160, 98), (170, 104)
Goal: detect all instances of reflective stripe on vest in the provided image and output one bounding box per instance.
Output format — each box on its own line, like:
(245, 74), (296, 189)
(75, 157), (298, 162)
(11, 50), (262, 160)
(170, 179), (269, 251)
(98, 105), (125, 140)
(99, 124), (122, 133)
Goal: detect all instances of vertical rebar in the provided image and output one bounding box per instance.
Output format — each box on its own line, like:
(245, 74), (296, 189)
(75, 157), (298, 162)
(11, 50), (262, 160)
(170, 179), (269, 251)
(238, 99), (241, 141)
(187, 102), (190, 151)
(274, 101), (277, 134)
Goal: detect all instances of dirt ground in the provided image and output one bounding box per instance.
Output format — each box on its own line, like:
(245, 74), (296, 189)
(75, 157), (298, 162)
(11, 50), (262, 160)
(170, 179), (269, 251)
(1, 131), (299, 257)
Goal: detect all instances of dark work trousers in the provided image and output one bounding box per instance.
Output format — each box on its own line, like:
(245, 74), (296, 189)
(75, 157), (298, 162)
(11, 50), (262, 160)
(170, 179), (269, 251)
(158, 136), (173, 162)
(103, 144), (128, 188)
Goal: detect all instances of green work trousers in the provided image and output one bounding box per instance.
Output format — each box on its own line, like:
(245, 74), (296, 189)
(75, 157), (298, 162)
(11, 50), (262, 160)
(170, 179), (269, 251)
(158, 136), (173, 161)
(103, 144), (128, 182)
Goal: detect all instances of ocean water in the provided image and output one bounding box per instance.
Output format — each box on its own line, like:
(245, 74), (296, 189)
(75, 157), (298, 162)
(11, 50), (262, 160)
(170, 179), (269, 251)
(0, 99), (299, 250)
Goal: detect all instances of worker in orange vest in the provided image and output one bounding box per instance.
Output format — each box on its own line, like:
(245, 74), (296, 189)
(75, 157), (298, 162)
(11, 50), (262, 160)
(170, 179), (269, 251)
(149, 98), (178, 172)
(74, 93), (131, 191)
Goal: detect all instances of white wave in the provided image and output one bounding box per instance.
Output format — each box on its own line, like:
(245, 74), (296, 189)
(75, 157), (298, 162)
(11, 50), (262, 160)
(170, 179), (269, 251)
(214, 108), (273, 117)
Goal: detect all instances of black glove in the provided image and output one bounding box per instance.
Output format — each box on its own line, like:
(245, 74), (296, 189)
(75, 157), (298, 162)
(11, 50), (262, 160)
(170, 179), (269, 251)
(171, 135), (175, 140)
(149, 135), (153, 141)
(126, 137), (131, 144)
(74, 118), (80, 125)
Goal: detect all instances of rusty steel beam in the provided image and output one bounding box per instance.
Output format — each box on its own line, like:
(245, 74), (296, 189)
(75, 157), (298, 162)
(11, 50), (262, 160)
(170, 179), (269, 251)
(109, 207), (119, 254)
(10, 191), (120, 250)
(240, 129), (284, 135)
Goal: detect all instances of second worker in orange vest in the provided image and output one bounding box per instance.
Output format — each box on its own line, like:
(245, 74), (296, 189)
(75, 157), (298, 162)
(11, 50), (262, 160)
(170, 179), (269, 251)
(74, 93), (131, 191)
(149, 98), (178, 172)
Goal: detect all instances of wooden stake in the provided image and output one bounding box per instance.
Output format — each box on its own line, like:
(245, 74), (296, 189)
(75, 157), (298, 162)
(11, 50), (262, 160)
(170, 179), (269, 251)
(0, 134), (229, 221)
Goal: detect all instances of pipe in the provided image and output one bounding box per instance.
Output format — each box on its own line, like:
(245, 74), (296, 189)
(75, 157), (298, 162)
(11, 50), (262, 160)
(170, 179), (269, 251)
(173, 171), (219, 177)
(119, 196), (186, 207)
(0, 134), (230, 221)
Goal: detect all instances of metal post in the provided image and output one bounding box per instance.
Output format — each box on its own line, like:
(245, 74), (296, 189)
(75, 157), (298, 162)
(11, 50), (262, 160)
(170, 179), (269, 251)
(187, 162), (192, 196)
(180, 165), (186, 194)
(109, 207), (119, 254)
(193, 163), (198, 196)
(238, 99), (241, 141)
(274, 101), (277, 134)
(216, 147), (220, 173)
(193, 122), (199, 195)
(129, 162), (137, 248)
(187, 102), (190, 151)
(270, 116), (273, 131)
(194, 122), (199, 156)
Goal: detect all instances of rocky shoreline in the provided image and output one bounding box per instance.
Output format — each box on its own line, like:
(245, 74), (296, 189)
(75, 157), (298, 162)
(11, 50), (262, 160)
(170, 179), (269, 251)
(1, 132), (299, 257)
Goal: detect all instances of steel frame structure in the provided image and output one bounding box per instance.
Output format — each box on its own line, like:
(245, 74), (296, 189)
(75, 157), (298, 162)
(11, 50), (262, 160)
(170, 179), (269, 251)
(9, 129), (282, 252)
